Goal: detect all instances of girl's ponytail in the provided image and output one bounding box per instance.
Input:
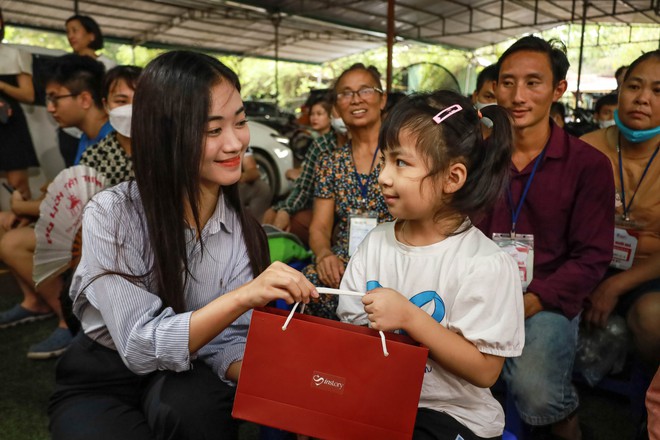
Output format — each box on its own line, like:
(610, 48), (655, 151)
(470, 104), (513, 219)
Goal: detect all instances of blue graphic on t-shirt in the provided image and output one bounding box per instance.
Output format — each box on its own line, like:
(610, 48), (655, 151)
(365, 280), (445, 323)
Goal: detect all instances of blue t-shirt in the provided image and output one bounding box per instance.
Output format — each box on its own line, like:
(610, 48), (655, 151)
(74, 121), (114, 165)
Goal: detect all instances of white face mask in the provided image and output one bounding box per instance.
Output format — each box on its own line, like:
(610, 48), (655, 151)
(330, 116), (347, 135)
(474, 101), (496, 111)
(599, 119), (616, 129)
(108, 104), (132, 138)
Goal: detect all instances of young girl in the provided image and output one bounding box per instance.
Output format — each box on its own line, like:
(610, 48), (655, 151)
(337, 90), (525, 440)
(48, 51), (317, 440)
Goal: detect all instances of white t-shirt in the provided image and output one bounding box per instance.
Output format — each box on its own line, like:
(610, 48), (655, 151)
(337, 221), (525, 438)
(0, 45), (33, 76)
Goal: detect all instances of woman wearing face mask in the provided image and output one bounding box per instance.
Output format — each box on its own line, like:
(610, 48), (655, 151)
(581, 50), (660, 369)
(0, 66), (141, 359)
(301, 63), (394, 320)
(262, 95), (348, 246)
(0, 7), (40, 200)
(65, 15), (116, 70)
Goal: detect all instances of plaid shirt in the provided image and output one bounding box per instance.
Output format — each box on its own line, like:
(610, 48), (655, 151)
(274, 131), (338, 214)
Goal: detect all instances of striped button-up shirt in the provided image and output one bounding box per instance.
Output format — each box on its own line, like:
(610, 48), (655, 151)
(71, 181), (253, 383)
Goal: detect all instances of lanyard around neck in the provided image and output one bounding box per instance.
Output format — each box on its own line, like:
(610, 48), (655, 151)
(507, 148), (546, 235)
(352, 142), (380, 199)
(617, 142), (660, 221)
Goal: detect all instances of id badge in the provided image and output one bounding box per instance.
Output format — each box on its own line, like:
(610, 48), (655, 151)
(492, 233), (534, 292)
(611, 227), (638, 270)
(348, 210), (378, 257)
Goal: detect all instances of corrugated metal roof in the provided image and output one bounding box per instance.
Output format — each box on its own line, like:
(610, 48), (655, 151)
(4, 0), (659, 63)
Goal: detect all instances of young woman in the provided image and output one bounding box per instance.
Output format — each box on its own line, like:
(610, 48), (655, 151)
(338, 90), (524, 440)
(582, 50), (660, 368)
(308, 96), (332, 136)
(48, 51), (317, 440)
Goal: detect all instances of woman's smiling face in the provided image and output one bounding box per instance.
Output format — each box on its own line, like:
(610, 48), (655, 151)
(199, 80), (250, 192)
(334, 69), (386, 131)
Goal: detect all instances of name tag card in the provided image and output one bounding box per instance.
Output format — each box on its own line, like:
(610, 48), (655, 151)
(611, 227), (637, 270)
(493, 233), (534, 292)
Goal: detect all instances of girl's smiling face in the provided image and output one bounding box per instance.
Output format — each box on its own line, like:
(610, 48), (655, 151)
(199, 80), (250, 193)
(378, 128), (440, 221)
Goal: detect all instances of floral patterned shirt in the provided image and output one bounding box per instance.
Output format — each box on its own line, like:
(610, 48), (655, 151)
(314, 142), (393, 259)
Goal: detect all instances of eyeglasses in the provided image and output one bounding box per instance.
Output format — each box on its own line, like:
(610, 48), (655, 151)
(45, 93), (79, 106)
(336, 87), (383, 102)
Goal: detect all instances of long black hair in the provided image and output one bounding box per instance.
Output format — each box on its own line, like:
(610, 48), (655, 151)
(380, 90), (512, 225)
(129, 50), (268, 313)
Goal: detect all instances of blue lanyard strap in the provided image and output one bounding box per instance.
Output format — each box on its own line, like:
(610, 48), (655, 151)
(353, 144), (380, 199)
(507, 148), (546, 234)
(617, 143), (660, 221)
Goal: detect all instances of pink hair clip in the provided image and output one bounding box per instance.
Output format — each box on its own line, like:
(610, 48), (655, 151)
(432, 104), (463, 124)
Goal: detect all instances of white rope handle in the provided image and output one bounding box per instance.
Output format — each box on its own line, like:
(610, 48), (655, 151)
(280, 288), (389, 357)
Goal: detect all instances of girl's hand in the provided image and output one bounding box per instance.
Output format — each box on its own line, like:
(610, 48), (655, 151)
(585, 276), (625, 328)
(362, 288), (413, 332)
(316, 253), (344, 288)
(238, 261), (318, 308)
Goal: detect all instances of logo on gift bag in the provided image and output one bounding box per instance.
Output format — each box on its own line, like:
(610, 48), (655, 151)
(311, 371), (346, 394)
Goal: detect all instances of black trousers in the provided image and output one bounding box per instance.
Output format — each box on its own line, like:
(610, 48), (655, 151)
(414, 408), (502, 440)
(49, 333), (238, 440)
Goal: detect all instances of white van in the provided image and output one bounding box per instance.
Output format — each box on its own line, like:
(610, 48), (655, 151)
(1, 44), (292, 210)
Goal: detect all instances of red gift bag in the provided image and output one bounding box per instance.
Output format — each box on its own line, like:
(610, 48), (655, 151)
(233, 306), (429, 440)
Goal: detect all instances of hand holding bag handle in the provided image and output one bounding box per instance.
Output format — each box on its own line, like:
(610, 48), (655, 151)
(282, 287), (390, 357)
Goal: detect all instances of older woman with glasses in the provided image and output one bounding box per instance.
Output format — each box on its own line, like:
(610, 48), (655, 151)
(302, 63), (394, 320)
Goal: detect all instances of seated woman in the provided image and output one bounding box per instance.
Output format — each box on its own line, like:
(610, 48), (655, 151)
(48, 50), (317, 440)
(581, 49), (660, 369)
(262, 95), (347, 246)
(302, 63), (394, 319)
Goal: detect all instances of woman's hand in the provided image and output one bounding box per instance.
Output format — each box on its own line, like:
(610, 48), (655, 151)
(238, 261), (318, 308)
(316, 253), (344, 288)
(585, 275), (627, 328)
(362, 287), (413, 332)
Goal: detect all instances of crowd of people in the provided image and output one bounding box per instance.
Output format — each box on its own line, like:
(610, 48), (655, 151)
(1, 7), (659, 439)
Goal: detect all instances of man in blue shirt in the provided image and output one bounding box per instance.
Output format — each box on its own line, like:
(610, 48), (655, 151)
(45, 54), (111, 164)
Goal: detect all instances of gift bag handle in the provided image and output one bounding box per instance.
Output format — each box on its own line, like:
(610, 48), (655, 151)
(282, 287), (389, 357)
